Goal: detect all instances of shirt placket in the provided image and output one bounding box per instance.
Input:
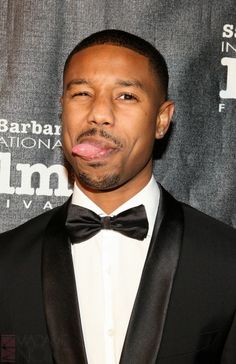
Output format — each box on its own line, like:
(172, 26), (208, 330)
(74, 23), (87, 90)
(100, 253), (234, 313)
(101, 230), (116, 364)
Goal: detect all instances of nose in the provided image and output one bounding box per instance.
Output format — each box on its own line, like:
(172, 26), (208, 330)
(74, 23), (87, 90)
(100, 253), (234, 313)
(87, 95), (114, 127)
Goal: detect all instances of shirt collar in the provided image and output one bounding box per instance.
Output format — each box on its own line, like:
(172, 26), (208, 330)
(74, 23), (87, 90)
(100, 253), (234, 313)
(72, 176), (160, 238)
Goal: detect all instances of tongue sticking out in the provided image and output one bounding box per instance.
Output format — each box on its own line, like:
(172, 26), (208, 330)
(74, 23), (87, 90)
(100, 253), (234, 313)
(72, 143), (111, 159)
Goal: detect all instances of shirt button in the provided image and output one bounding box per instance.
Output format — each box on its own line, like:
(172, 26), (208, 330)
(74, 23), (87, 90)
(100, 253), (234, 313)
(107, 329), (114, 336)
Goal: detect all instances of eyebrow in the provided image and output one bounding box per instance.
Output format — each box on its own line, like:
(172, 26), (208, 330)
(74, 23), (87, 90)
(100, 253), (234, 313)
(65, 79), (88, 90)
(65, 78), (145, 91)
(115, 79), (145, 90)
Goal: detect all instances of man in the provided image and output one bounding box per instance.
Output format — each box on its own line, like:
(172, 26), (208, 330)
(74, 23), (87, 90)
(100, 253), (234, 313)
(0, 29), (236, 364)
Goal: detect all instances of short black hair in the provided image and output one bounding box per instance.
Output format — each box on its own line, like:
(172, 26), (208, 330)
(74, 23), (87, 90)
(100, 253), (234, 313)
(64, 29), (169, 99)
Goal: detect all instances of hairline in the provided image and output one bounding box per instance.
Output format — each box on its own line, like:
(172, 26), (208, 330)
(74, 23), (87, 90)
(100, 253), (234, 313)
(63, 42), (167, 100)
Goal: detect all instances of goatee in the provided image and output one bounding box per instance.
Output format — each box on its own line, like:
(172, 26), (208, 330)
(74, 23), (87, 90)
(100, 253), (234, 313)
(78, 172), (120, 191)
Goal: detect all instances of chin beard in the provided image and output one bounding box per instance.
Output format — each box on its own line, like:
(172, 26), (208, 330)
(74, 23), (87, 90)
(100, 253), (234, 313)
(78, 172), (120, 191)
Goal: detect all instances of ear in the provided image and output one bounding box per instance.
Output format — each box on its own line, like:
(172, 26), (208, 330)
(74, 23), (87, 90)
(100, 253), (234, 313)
(60, 96), (64, 106)
(155, 100), (175, 139)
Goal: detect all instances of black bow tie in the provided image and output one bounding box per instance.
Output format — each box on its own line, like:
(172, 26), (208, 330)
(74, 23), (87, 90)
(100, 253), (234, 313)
(65, 204), (149, 243)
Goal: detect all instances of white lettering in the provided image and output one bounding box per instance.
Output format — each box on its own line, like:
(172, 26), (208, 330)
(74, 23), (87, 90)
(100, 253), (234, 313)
(54, 125), (61, 135)
(21, 137), (36, 148)
(0, 119), (8, 132)
(43, 201), (53, 209)
(220, 57), (236, 99)
(222, 42), (236, 53)
(31, 120), (42, 134)
(0, 136), (8, 147)
(0, 119), (61, 136)
(0, 152), (72, 196)
(15, 163), (72, 196)
(43, 125), (53, 135)
(38, 139), (50, 149)
(9, 136), (17, 147)
(44, 124), (61, 136)
(20, 123), (31, 133)
(0, 153), (15, 194)
(219, 103), (225, 112)
(23, 200), (32, 209)
(9, 123), (20, 133)
(0, 136), (61, 150)
(222, 41), (225, 52)
(222, 24), (234, 38)
(52, 139), (62, 149)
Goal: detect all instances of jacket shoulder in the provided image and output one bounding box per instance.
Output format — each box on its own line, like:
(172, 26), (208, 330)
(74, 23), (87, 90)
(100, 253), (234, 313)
(181, 202), (236, 243)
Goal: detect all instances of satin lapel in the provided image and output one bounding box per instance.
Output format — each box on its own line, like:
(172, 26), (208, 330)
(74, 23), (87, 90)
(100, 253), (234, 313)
(120, 185), (184, 364)
(42, 200), (88, 364)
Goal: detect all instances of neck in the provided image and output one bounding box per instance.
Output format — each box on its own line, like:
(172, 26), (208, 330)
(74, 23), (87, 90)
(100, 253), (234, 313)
(75, 173), (152, 214)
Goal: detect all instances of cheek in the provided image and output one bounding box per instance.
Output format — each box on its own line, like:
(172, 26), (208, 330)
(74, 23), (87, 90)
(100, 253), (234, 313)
(62, 111), (79, 141)
(61, 119), (76, 158)
(131, 137), (155, 174)
(130, 122), (156, 154)
(61, 120), (71, 144)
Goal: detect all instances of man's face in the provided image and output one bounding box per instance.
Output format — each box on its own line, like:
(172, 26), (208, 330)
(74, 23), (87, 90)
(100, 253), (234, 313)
(61, 44), (173, 192)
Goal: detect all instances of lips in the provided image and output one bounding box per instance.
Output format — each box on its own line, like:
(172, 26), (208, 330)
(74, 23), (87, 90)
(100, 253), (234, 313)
(72, 141), (117, 160)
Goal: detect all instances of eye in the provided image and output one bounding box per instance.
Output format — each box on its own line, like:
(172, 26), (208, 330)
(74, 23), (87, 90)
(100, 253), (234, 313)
(118, 93), (139, 101)
(72, 91), (91, 98)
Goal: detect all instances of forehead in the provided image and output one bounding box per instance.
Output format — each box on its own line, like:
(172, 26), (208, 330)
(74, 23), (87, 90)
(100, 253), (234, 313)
(63, 44), (158, 91)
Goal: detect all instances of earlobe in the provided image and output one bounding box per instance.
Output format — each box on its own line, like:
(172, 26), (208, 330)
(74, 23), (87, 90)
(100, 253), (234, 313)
(155, 100), (175, 139)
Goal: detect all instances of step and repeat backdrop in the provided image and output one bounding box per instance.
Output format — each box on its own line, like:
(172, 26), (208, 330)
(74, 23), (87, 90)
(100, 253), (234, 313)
(0, 0), (235, 233)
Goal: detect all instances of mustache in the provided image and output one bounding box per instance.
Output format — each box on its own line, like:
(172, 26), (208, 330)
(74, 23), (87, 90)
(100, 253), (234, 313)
(77, 128), (124, 148)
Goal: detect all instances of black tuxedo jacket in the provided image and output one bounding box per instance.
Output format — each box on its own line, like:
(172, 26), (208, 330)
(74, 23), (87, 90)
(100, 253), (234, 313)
(0, 185), (236, 364)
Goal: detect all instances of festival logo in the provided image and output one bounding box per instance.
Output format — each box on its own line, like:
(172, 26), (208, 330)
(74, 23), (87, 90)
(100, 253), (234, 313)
(0, 118), (72, 213)
(219, 24), (236, 111)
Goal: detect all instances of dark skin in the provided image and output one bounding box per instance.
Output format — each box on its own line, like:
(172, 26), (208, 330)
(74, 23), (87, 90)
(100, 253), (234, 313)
(61, 44), (174, 213)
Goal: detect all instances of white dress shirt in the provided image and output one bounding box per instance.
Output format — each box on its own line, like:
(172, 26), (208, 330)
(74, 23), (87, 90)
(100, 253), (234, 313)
(71, 176), (160, 364)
